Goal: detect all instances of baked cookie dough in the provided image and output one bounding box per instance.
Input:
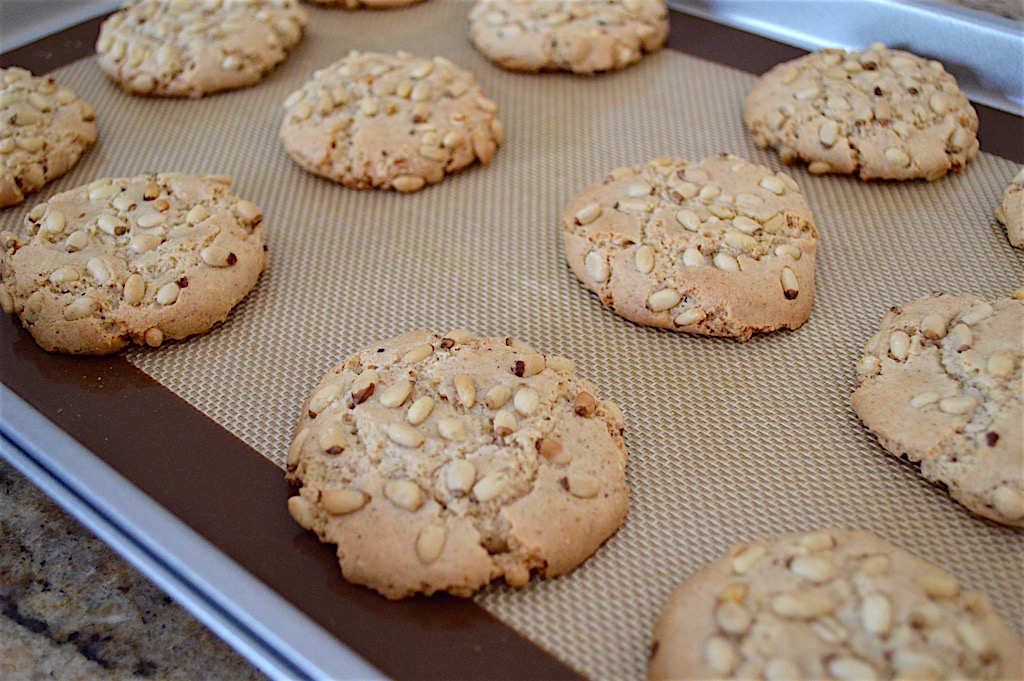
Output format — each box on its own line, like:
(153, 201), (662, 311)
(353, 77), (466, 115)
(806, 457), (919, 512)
(744, 43), (978, 181)
(562, 155), (818, 340)
(0, 68), (96, 209)
(851, 293), (1023, 526)
(468, 0), (669, 74)
(0, 173), (267, 355)
(305, 0), (425, 8)
(96, 0), (308, 98)
(649, 529), (1024, 680)
(286, 330), (629, 599)
(995, 168), (1023, 248)
(279, 51), (503, 192)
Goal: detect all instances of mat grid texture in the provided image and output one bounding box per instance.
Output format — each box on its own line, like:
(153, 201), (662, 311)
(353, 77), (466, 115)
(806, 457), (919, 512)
(4, 3), (1021, 680)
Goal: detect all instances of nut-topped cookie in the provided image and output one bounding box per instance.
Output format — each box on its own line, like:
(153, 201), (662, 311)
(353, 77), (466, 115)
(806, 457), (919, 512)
(285, 330), (629, 599)
(744, 44), (978, 181)
(852, 293), (1023, 526)
(0, 68), (97, 208)
(995, 168), (1023, 248)
(562, 155), (818, 340)
(96, 0), (308, 98)
(0, 173), (267, 354)
(649, 529), (1024, 680)
(469, 0), (669, 74)
(279, 51), (503, 192)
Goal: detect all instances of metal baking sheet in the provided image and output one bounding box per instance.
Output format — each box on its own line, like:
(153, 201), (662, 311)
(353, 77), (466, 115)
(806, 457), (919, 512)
(1, 3), (1021, 680)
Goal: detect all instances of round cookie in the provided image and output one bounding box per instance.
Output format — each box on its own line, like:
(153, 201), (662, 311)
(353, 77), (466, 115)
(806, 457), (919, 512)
(744, 43), (979, 181)
(285, 330), (629, 599)
(562, 155), (818, 340)
(995, 167), (1023, 248)
(649, 529), (1024, 680)
(306, 0), (424, 8)
(95, 0), (308, 98)
(0, 173), (267, 355)
(0, 68), (97, 209)
(851, 292), (1023, 526)
(468, 0), (669, 74)
(279, 51), (503, 192)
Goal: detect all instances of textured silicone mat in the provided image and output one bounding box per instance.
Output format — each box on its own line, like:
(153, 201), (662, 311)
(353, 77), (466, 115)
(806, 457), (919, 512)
(5, 2), (1021, 679)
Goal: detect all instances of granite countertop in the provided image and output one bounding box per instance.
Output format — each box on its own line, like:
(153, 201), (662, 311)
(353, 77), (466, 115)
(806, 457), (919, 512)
(0, 458), (266, 680)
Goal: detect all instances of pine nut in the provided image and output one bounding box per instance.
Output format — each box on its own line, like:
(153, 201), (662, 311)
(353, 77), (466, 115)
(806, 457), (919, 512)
(473, 473), (506, 502)
(154, 280), (179, 303)
(819, 119), (839, 147)
(993, 486), (1024, 520)
(788, 555), (836, 583)
(186, 204), (209, 225)
(309, 383), (342, 415)
(43, 210), (66, 234)
(49, 267), (80, 284)
(97, 215), (127, 236)
(493, 409), (517, 437)
(675, 307), (706, 326)
(889, 330), (910, 360)
(316, 423), (348, 454)
(861, 594), (892, 634)
(17, 137), (44, 152)
(144, 328), (163, 347)
(537, 437), (571, 465)
(574, 392), (596, 417)
(388, 422), (424, 448)
(287, 495), (316, 531)
(920, 312), (946, 339)
(648, 288), (681, 312)
(584, 251), (609, 283)
(398, 344), (436, 367)
(286, 427), (311, 469)
(939, 395), (976, 415)
(438, 417), (468, 441)
(443, 329), (475, 345)
(379, 380), (412, 408)
(201, 246), (235, 267)
(724, 231), (757, 252)
(485, 385), (512, 410)
(885, 147), (911, 167)
(512, 354), (545, 377)
(634, 245), (654, 274)
(137, 212), (167, 228)
(566, 473), (599, 498)
(407, 396), (434, 425)
(732, 216), (760, 234)
(960, 302), (993, 324)
(918, 574), (959, 599)
(446, 460), (476, 495)
(760, 176), (786, 195)
(708, 204), (734, 220)
(909, 392), (939, 408)
(385, 480), (423, 511)
(858, 555), (889, 576)
(65, 230), (89, 252)
(704, 637), (737, 674)
(771, 591), (834, 618)
(513, 387), (539, 417)
(451, 373), (476, 408)
(764, 658), (801, 681)
(731, 545), (765, 574)
(545, 355), (574, 373)
(416, 525), (446, 564)
(828, 657), (878, 681)
(713, 253), (739, 271)
(718, 583), (747, 603)
(393, 175), (425, 192)
(63, 297), (97, 321)
(799, 532), (835, 551)
(948, 323), (972, 351)
(715, 601), (752, 635)
(350, 369), (378, 405)
(322, 488), (367, 515)
(775, 244), (801, 259)
(84, 258), (109, 283)
(683, 248), (705, 267)
(130, 234), (161, 254)
(699, 184), (721, 201)
(676, 209), (700, 231)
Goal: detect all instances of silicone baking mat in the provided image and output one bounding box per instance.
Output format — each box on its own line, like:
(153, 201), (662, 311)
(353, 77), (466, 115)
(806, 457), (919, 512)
(5, 2), (1020, 679)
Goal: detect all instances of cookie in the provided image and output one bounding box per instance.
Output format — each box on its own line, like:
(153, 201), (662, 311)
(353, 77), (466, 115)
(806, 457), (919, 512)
(0, 68), (97, 209)
(305, 0), (424, 8)
(851, 293), (1023, 526)
(279, 51), (503, 192)
(562, 155), (818, 340)
(995, 168), (1023, 248)
(285, 330), (629, 599)
(649, 529), (1023, 680)
(0, 173), (267, 355)
(96, 0), (308, 98)
(468, 0), (669, 74)
(744, 43), (978, 181)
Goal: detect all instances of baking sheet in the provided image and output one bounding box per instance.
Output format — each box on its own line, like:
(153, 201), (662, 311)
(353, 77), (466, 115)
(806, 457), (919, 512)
(2, 2), (1021, 679)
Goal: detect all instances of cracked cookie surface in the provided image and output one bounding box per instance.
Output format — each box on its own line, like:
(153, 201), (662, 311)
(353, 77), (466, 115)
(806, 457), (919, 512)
(649, 529), (1023, 680)
(744, 44), (978, 181)
(469, 0), (668, 74)
(562, 154), (818, 340)
(96, 0), (308, 98)
(285, 329), (629, 599)
(851, 293), (1024, 526)
(279, 50), (503, 192)
(0, 173), (267, 355)
(0, 68), (96, 209)
(995, 168), (1023, 248)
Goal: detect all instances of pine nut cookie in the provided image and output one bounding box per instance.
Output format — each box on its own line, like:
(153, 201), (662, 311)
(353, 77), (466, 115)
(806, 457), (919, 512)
(0, 68), (96, 209)
(95, 0), (308, 98)
(649, 529), (1023, 680)
(279, 51), (502, 192)
(851, 292), (1023, 526)
(744, 43), (978, 181)
(305, 0), (425, 8)
(0, 173), (267, 355)
(285, 330), (629, 599)
(995, 168), (1023, 248)
(468, 0), (669, 74)
(562, 155), (818, 340)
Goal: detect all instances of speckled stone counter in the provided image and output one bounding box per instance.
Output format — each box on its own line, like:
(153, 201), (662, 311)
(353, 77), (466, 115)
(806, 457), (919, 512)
(0, 458), (265, 680)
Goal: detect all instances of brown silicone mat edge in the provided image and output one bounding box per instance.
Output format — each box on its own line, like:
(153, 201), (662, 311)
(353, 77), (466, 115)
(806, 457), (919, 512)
(0, 7), (1020, 681)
